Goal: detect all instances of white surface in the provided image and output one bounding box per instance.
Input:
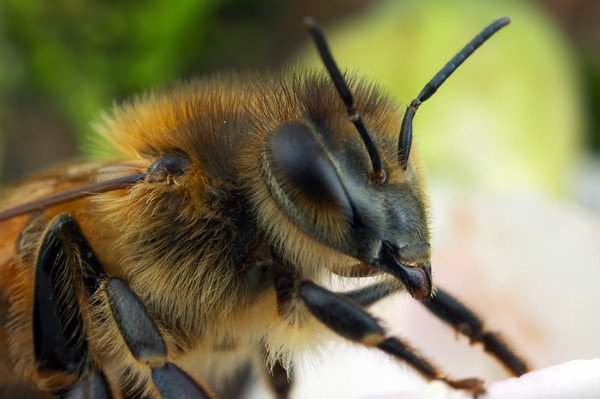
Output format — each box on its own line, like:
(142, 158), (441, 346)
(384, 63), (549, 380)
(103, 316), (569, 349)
(362, 359), (600, 399)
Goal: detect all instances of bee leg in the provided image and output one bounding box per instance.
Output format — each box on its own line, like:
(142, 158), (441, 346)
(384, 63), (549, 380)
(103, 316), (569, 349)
(296, 280), (485, 396)
(265, 358), (293, 399)
(34, 214), (116, 398)
(42, 216), (212, 398)
(422, 287), (530, 376)
(260, 331), (293, 399)
(104, 277), (214, 399)
(340, 281), (398, 307)
(33, 214), (92, 392)
(58, 370), (112, 399)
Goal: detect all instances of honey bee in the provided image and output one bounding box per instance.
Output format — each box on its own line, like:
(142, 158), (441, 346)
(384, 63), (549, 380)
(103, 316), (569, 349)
(0, 16), (529, 399)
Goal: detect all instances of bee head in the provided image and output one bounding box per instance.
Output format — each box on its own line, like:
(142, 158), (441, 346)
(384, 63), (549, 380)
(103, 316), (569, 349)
(257, 42), (432, 300)
(262, 90), (431, 300)
(262, 17), (433, 300)
(256, 17), (510, 300)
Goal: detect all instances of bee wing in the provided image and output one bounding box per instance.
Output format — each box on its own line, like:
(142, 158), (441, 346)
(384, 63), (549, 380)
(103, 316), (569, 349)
(0, 160), (148, 222)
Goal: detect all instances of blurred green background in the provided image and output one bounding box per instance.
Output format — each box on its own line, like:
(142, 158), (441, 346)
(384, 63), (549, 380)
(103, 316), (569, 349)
(0, 0), (599, 210)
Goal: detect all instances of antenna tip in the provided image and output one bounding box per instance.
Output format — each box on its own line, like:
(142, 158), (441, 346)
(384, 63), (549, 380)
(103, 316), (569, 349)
(497, 16), (511, 26)
(303, 16), (319, 30)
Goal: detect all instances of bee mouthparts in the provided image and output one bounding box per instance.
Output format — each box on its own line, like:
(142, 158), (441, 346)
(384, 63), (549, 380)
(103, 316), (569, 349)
(376, 242), (432, 300)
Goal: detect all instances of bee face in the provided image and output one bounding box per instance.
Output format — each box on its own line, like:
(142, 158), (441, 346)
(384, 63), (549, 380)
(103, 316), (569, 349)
(259, 80), (432, 297)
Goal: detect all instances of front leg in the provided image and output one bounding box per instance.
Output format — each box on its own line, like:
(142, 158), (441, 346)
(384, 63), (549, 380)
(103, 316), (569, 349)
(422, 287), (530, 376)
(272, 259), (484, 396)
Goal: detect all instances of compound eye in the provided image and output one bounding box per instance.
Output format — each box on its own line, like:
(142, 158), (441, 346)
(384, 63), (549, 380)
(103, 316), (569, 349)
(268, 121), (354, 221)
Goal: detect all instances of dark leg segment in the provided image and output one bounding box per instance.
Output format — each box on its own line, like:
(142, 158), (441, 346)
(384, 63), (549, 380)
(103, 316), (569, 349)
(34, 214), (116, 397)
(340, 281), (397, 307)
(34, 213), (213, 398)
(152, 363), (210, 399)
(299, 281), (385, 343)
(297, 281), (484, 395)
(422, 287), (529, 376)
(58, 370), (112, 399)
(265, 358), (293, 399)
(104, 277), (213, 399)
(104, 278), (166, 367)
(33, 215), (89, 386)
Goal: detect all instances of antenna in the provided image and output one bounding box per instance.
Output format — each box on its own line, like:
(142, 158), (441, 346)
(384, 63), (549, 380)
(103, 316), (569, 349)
(398, 17), (511, 168)
(304, 17), (386, 183)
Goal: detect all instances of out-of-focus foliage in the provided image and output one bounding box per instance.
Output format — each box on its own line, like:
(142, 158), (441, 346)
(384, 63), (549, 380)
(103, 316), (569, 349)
(582, 41), (600, 152)
(534, 0), (600, 153)
(1, 0), (218, 137)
